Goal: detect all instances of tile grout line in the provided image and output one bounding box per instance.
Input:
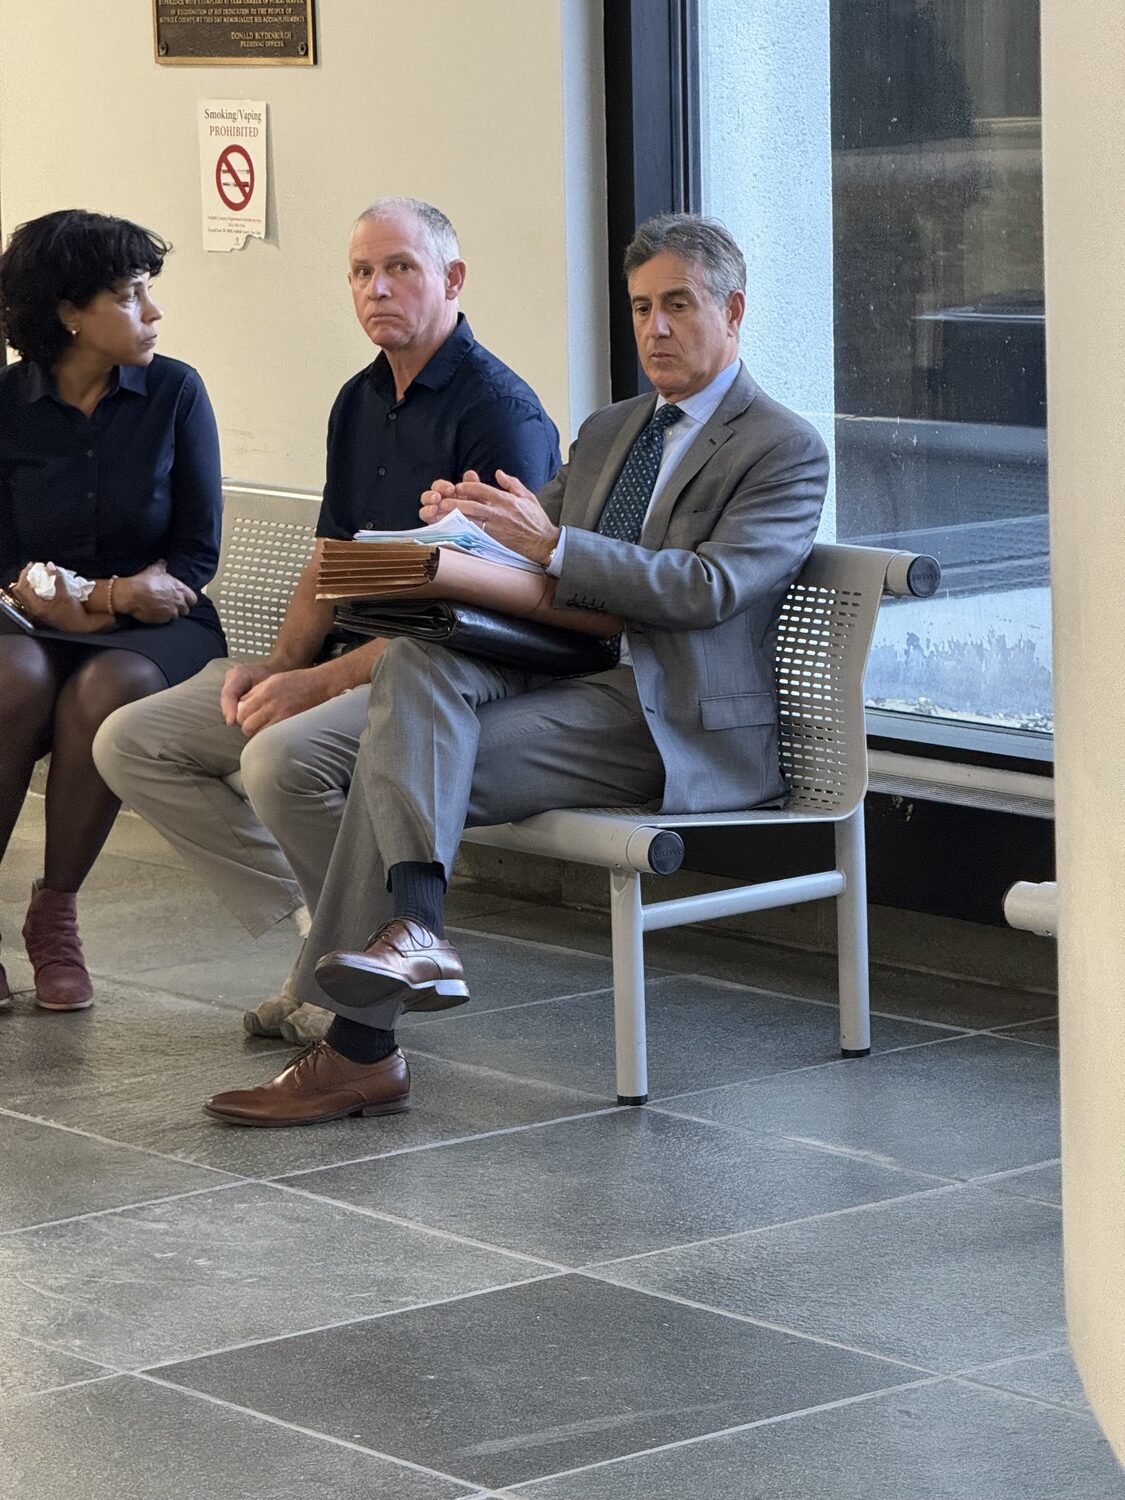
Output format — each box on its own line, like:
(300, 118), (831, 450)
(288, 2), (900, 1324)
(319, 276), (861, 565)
(0, 1105), (249, 1180)
(57, 966), (305, 1019)
(645, 1103), (964, 1184)
(445, 922), (613, 962)
(448, 945), (1012, 1044)
(659, 968), (981, 1034)
(394, 1045), (617, 1102)
(973, 1192), (1061, 1210)
(969, 1157), (1062, 1183)
(133, 1270), (569, 1375)
(947, 1347), (1090, 1415)
(950, 1371), (1098, 1418)
(9, 1331), (130, 1378)
(268, 1104), (626, 1179)
(406, 1022), (983, 1114)
(258, 1117), (968, 1266)
(481, 1372), (953, 1495)
(579, 1181), (963, 1271)
(137, 1372), (488, 1492)
(406, 978), (618, 1028)
(0, 1177), (250, 1239)
(985, 1031), (1059, 1051)
(644, 1031), (989, 1110)
(0, 1372), (122, 1408)
(124, 1269), (950, 1489)
(569, 1269), (946, 1376)
(0, 1095), (277, 1184)
(262, 1178), (571, 1270)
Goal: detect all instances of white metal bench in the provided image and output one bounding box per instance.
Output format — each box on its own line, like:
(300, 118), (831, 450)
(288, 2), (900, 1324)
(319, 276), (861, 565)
(209, 485), (938, 1103)
(463, 543), (939, 1102)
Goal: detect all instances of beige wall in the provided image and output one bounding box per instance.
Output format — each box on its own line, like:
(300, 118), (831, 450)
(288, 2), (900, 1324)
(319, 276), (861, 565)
(1042, 0), (1125, 1464)
(0, 0), (608, 489)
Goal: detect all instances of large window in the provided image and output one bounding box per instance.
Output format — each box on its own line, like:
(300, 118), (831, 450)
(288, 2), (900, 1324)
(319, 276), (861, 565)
(699, 0), (1049, 743)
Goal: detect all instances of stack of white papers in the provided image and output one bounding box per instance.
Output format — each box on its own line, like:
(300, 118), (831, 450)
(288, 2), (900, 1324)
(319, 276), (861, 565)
(353, 509), (543, 574)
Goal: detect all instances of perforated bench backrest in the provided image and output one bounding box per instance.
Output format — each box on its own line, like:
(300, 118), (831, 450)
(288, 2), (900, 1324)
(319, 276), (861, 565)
(775, 543), (894, 816)
(208, 487), (321, 660)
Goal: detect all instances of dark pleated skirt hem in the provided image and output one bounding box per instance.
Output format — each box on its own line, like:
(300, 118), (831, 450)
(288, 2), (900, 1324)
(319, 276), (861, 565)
(28, 616), (226, 687)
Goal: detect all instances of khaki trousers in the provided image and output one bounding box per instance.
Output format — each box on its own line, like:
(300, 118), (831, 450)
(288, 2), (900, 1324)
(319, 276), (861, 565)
(93, 658), (369, 937)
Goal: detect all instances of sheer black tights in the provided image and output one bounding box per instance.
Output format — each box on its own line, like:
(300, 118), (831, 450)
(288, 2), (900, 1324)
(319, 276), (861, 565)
(0, 634), (166, 892)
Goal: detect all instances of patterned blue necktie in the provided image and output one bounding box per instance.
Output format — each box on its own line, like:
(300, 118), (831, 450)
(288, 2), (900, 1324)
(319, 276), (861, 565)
(596, 402), (685, 543)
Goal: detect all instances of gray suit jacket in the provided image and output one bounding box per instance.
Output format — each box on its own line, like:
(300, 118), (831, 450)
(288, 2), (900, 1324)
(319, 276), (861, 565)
(538, 365), (828, 813)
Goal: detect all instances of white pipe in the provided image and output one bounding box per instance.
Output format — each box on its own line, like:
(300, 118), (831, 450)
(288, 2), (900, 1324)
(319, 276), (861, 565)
(1004, 881), (1059, 939)
(868, 751), (1054, 806)
(641, 869), (845, 932)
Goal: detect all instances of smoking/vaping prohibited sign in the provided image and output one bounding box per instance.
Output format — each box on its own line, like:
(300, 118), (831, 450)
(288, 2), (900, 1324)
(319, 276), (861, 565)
(199, 100), (268, 251)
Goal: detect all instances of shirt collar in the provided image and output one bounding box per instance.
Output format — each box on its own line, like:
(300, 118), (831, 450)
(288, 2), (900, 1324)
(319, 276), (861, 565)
(116, 363), (150, 396)
(656, 356), (742, 427)
(367, 313), (476, 399)
(409, 313), (475, 390)
(20, 360), (149, 403)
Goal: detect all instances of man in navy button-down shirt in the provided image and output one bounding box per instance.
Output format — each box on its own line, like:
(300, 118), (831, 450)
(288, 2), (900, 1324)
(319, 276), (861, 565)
(95, 197), (560, 1039)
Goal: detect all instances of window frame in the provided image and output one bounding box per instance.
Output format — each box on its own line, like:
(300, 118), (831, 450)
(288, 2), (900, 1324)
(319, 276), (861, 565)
(603, 0), (1054, 777)
(604, 0), (701, 401)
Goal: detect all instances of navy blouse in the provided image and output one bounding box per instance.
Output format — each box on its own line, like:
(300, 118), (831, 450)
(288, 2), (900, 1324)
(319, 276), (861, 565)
(0, 354), (223, 635)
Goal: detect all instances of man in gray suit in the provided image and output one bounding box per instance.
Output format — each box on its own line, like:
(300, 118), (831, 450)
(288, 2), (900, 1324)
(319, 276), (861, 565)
(205, 213), (829, 1128)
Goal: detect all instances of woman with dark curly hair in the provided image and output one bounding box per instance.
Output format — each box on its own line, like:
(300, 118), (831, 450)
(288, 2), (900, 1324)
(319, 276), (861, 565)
(0, 208), (225, 1012)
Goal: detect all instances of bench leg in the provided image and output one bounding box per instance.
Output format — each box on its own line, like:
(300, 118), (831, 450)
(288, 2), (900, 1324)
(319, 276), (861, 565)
(610, 870), (649, 1104)
(835, 805), (871, 1057)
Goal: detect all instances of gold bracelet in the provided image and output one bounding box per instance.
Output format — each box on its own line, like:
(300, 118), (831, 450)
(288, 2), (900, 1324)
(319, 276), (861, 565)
(105, 575), (118, 616)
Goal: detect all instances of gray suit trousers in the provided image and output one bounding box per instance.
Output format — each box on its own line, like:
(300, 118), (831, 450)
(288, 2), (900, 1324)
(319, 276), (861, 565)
(290, 637), (665, 1029)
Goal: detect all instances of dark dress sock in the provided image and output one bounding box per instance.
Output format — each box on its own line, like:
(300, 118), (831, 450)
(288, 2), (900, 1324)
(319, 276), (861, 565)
(327, 1015), (397, 1064)
(388, 860), (446, 937)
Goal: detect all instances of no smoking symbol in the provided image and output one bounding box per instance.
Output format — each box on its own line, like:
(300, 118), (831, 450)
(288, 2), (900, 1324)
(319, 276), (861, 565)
(216, 145), (254, 211)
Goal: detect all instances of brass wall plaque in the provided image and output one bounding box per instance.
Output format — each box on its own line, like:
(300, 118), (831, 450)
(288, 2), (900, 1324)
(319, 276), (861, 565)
(154, 1), (316, 66)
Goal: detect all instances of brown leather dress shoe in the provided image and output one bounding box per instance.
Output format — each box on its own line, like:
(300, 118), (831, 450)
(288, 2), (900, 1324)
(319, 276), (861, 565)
(204, 1042), (410, 1127)
(314, 918), (469, 1012)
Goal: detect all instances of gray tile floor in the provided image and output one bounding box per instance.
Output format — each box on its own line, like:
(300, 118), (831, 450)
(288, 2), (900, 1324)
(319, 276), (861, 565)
(1, 800), (1121, 1499)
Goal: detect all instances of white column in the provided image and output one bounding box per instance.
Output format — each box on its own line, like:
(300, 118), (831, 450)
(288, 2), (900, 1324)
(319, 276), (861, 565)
(1041, 0), (1125, 1462)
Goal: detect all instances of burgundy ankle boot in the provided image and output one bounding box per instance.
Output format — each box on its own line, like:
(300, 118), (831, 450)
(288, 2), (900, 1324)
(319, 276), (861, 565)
(22, 881), (94, 1011)
(0, 941), (10, 1008)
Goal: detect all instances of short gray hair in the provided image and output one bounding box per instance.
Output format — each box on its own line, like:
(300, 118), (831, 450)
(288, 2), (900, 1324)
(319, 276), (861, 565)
(354, 197), (460, 272)
(623, 213), (746, 304)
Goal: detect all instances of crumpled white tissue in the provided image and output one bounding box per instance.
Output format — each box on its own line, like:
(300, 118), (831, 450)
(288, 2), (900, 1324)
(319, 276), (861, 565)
(25, 563), (95, 602)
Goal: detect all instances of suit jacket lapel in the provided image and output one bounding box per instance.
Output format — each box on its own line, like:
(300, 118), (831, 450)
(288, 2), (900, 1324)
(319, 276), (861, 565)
(641, 369), (759, 548)
(563, 396), (656, 531)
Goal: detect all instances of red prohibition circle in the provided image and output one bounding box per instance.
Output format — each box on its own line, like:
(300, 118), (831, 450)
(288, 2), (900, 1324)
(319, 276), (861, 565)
(215, 145), (254, 211)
